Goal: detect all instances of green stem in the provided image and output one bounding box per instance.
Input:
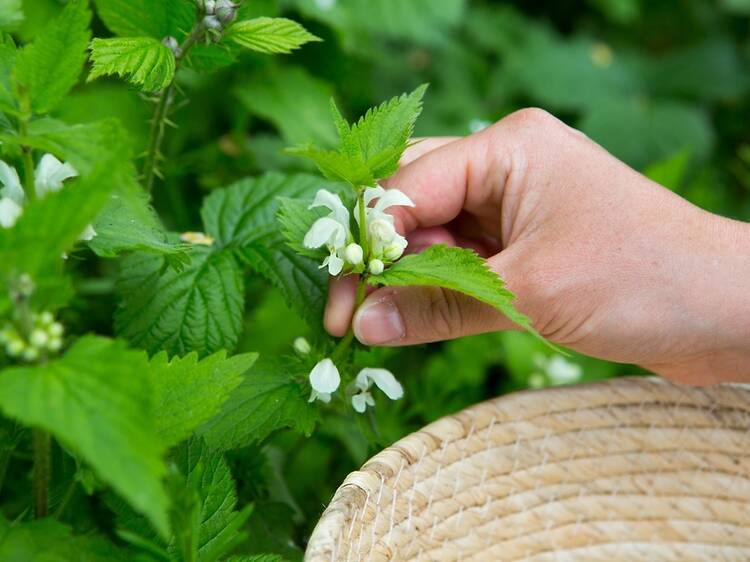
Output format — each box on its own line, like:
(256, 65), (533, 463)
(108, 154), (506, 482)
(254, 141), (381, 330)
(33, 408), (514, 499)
(33, 429), (51, 518)
(357, 189), (369, 259)
(52, 479), (77, 519)
(141, 22), (206, 192)
(18, 112), (35, 201)
(330, 277), (368, 363)
(0, 424), (20, 498)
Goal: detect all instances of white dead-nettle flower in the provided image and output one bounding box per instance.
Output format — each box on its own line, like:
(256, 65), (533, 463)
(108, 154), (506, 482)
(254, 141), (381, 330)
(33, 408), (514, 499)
(308, 358), (341, 403)
(0, 161), (25, 228)
(0, 197), (22, 229)
(35, 154), (78, 198)
(368, 258), (384, 275)
(530, 354), (582, 388)
(356, 185), (414, 263)
(293, 336), (311, 355)
(180, 231), (215, 246)
(351, 367), (404, 413)
(344, 242), (363, 266)
(304, 189), (352, 275)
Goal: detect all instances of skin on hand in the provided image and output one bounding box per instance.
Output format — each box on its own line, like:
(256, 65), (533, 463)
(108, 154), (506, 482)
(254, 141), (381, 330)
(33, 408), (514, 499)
(324, 108), (750, 385)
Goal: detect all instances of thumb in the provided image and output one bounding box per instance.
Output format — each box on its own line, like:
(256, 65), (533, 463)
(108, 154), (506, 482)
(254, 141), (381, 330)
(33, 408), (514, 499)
(352, 251), (526, 346)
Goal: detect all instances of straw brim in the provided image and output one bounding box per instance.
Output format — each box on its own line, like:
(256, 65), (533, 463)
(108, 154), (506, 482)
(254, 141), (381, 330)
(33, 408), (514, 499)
(305, 377), (750, 561)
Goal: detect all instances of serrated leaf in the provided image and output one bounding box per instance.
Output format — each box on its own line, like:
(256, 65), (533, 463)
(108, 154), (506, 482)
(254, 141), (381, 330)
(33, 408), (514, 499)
(171, 439), (253, 562)
(89, 37), (176, 92)
(276, 196), (325, 259)
(116, 246), (245, 357)
(93, 0), (196, 40)
(0, 337), (170, 536)
(185, 42), (239, 72)
(14, 0), (91, 114)
(285, 144), (374, 186)
(149, 350), (258, 447)
(226, 17), (321, 54)
(339, 84), (428, 179)
(0, 36), (17, 114)
(200, 357), (318, 450)
(88, 169), (190, 264)
(0, 517), (130, 561)
(240, 239), (327, 328)
(371, 245), (539, 338)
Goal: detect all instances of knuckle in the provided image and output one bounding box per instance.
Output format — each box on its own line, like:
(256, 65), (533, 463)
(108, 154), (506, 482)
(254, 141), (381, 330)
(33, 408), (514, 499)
(422, 287), (463, 340)
(502, 107), (557, 130)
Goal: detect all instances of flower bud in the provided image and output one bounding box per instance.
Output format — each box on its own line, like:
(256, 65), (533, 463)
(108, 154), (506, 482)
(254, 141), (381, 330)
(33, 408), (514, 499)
(22, 347), (39, 362)
(6, 338), (24, 357)
(203, 0), (216, 13)
(39, 311), (54, 325)
(203, 15), (222, 30)
(369, 259), (384, 275)
(293, 337), (311, 355)
(382, 243), (404, 261)
(215, 0), (237, 24)
(29, 329), (48, 348)
(48, 322), (64, 338)
(344, 243), (364, 266)
(368, 218), (396, 245)
(47, 337), (63, 352)
(162, 36), (182, 57)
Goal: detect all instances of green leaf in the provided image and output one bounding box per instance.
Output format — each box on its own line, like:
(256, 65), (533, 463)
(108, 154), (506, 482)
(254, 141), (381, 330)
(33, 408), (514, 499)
(201, 172), (329, 248)
(0, 337), (170, 536)
(0, 0), (23, 32)
(371, 245), (539, 338)
(235, 65), (337, 146)
(285, 144), (374, 186)
(88, 37), (176, 92)
(116, 246), (245, 357)
(171, 439), (253, 562)
(201, 173), (335, 325)
(276, 196), (325, 259)
(200, 357), (318, 450)
(0, 36), (17, 114)
(227, 556), (283, 562)
(338, 84), (428, 179)
(14, 0), (92, 114)
(0, 517), (130, 562)
(93, 0), (196, 40)
(149, 350), (258, 447)
(225, 17), (321, 54)
(88, 166), (190, 265)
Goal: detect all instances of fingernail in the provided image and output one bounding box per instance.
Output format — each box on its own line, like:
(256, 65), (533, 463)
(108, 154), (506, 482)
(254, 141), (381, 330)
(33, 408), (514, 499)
(353, 298), (405, 345)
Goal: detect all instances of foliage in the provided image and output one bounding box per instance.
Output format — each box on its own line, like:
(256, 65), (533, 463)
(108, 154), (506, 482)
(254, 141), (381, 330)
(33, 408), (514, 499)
(0, 0), (746, 559)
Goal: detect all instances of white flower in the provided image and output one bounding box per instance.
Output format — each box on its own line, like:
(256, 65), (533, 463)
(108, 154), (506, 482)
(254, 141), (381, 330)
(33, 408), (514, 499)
(304, 189), (352, 275)
(0, 161), (25, 204)
(368, 259), (384, 275)
(34, 154), (78, 198)
(308, 358), (340, 403)
(79, 224), (97, 242)
(545, 356), (582, 385)
(356, 185), (414, 262)
(0, 197), (22, 229)
(351, 367), (403, 413)
(344, 243), (363, 266)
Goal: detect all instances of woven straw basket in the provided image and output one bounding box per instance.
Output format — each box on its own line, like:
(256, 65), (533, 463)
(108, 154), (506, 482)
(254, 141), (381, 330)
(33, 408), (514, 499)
(305, 377), (750, 561)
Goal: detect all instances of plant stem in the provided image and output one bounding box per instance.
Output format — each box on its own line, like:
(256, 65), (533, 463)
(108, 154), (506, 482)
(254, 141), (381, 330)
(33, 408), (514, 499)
(18, 107), (35, 201)
(52, 479), (77, 519)
(141, 22), (206, 192)
(33, 429), (51, 518)
(357, 189), (369, 259)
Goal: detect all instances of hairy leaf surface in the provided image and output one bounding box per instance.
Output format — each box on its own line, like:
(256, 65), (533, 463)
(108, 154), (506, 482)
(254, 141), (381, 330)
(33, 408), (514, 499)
(0, 337), (169, 536)
(89, 37), (176, 92)
(116, 247), (244, 357)
(226, 17), (321, 54)
(93, 0), (196, 40)
(14, 0), (91, 114)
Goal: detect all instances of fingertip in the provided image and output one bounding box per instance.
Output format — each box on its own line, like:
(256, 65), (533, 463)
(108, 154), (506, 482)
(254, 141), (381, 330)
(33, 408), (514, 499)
(324, 274), (359, 337)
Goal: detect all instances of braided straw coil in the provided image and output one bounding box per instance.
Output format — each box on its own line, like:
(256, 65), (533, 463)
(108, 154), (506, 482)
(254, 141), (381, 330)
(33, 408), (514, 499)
(305, 377), (750, 561)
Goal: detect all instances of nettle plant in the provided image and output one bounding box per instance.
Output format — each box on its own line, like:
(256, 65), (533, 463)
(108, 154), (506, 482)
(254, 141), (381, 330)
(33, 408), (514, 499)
(0, 0), (537, 560)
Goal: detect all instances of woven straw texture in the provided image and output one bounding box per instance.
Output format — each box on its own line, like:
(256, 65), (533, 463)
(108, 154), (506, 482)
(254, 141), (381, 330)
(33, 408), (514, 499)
(305, 377), (750, 561)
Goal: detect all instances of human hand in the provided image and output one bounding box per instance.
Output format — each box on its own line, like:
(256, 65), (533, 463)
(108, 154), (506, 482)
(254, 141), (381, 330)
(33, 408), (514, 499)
(323, 109), (750, 384)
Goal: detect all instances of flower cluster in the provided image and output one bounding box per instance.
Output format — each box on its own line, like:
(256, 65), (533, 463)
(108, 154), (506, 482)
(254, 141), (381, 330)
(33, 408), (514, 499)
(0, 311), (65, 362)
(303, 186), (414, 276)
(0, 154), (95, 240)
(306, 356), (404, 414)
(200, 0), (237, 31)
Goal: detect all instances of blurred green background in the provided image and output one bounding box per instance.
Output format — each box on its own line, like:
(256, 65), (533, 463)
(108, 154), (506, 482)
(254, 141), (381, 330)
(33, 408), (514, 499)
(19, 0), (750, 555)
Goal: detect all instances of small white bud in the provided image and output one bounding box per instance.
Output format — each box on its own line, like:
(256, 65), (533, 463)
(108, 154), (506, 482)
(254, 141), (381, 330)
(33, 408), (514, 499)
(22, 347), (39, 362)
(203, 15), (222, 29)
(382, 243), (404, 261)
(203, 0), (216, 13)
(162, 36), (182, 57)
(29, 329), (48, 348)
(6, 339), (25, 357)
(48, 322), (64, 338)
(293, 337), (311, 355)
(39, 311), (54, 325)
(369, 259), (384, 275)
(344, 243), (364, 265)
(215, 0), (237, 24)
(47, 337), (63, 352)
